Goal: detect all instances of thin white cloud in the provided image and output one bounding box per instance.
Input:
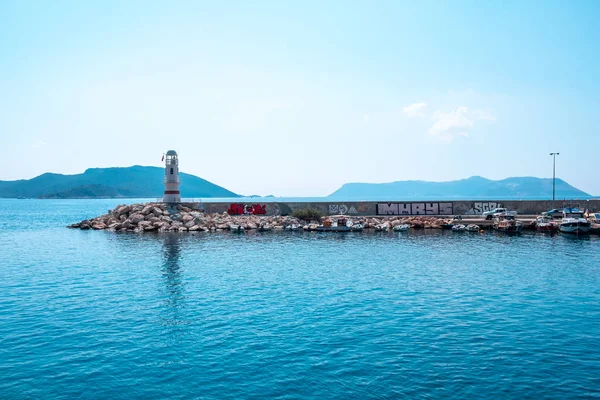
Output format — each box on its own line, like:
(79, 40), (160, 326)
(31, 140), (46, 148)
(428, 107), (495, 141)
(402, 102), (427, 118)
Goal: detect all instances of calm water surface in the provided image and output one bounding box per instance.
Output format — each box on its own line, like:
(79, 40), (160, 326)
(1, 199), (599, 399)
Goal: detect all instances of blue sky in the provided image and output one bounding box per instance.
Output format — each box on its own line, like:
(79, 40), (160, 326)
(1, 0), (599, 196)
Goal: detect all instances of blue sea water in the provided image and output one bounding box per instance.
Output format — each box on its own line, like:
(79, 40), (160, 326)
(1, 199), (600, 399)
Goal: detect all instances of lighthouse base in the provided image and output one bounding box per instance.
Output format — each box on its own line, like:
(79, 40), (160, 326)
(163, 191), (181, 203)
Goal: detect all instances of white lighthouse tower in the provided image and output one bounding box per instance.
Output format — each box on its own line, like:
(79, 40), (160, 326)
(163, 150), (181, 203)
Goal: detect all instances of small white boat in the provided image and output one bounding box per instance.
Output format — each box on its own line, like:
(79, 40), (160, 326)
(304, 224), (319, 231)
(393, 224), (410, 232)
(466, 224), (480, 232)
(229, 225), (244, 233)
(559, 208), (591, 234)
(351, 224), (364, 232)
(452, 224), (466, 231)
(375, 224), (390, 232)
(285, 224), (302, 231)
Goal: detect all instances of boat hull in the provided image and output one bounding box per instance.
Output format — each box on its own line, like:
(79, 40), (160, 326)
(536, 224), (558, 233)
(559, 222), (591, 234)
(493, 225), (523, 233)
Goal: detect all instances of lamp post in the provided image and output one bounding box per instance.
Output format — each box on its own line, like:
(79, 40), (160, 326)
(550, 152), (559, 202)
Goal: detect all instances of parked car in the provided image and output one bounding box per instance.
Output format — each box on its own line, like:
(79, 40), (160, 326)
(541, 209), (563, 219)
(483, 207), (507, 220)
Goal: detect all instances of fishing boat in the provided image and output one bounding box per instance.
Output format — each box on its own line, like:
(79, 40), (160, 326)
(285, 224), (302, 231)
(535, 215), (558, 233)
(466, 224), (480, 232)
(492, 213), (523, 232)
(452, 224), (466, 231)
(393, 224), (410, 232)
(441, 223), (454, 230)
(559, 208), (590, 234)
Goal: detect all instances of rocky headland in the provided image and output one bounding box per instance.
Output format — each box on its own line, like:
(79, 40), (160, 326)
(68, 203), (454, 232)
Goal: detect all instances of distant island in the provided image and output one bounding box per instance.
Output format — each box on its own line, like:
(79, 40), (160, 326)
(328, 176), (592, 200)
(0, 166), (239, 199)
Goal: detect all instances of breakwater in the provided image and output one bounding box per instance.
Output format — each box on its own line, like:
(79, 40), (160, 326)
(68, 202), (457, 232)
(69, 199), (598, 233)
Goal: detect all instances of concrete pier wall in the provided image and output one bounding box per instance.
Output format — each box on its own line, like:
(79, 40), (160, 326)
(201, 199), (600, 217)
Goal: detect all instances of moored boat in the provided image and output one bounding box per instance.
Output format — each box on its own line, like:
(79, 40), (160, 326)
(535, 215), (558, 233)
(466, 224), (480, 232)
(229, 224), (244, 233)
(285, 224), (302, 231)
(351, 224), (364, 232)
(393, 224), (410, 232)
(587, 212), (600, 234)
(559, 208), (590, 234)
(452, 224), (466, 231)
(493, 212), (523, 232)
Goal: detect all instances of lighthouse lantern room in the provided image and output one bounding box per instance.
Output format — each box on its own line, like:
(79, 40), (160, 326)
(163, 150), (181, 203)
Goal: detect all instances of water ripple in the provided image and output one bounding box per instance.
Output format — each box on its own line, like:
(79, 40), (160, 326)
(1, 200), (600, 398)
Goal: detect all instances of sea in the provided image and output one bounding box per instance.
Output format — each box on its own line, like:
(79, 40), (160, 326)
(1, 198), (600, 399)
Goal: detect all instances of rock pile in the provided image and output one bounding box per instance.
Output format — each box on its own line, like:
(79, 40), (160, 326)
(68, 203), (454, 233)
(68, 203), (304, 232)
(359, 216), (453, 230)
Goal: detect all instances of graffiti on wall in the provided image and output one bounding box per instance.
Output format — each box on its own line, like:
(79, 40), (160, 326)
(376, 202), (453, 216)
(328, 204), (363, 215)
(464, 202), (502, 215)
(227, 204), (267, 215)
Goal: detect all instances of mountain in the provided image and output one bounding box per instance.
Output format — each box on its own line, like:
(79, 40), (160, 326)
(0, 166), (239, 199)
(328, 176), (592, 200)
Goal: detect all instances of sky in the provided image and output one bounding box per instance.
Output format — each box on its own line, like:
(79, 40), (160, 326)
(1, 0), (599, 196)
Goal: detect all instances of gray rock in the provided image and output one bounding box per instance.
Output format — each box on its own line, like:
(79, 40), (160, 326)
(129, 213), (145, 224)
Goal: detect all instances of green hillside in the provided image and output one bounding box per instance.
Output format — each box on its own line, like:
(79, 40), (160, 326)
(0, 166), (239, 199)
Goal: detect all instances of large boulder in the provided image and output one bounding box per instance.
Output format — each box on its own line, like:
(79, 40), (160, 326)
(129, 213), (145, 224)
(182, 214), (194, 223)
(138, 221), (152, 229)
(141, 205), (153, 215)
(116, 205), (131, 216)
(92, 222), (107, 230)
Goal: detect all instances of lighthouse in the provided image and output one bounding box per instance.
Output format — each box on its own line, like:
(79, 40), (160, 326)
(163, 150), (181, 203)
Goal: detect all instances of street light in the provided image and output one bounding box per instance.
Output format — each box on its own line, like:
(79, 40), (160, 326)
(550, 152), (560, 202)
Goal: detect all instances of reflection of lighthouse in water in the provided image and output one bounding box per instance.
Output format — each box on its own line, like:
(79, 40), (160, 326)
(163, 150), (181, 203)
(161, 234), (185, 315)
